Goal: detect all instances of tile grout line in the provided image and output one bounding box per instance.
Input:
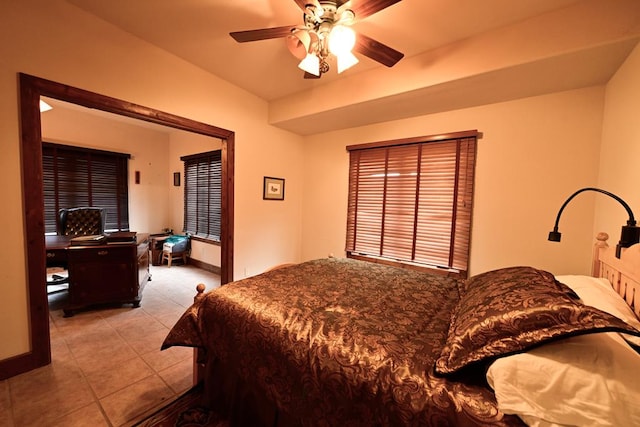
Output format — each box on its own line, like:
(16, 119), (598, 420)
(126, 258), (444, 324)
(8, 265), (220, 426)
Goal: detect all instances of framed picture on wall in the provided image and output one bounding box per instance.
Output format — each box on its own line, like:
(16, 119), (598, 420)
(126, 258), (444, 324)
(263, 176), (285, 201)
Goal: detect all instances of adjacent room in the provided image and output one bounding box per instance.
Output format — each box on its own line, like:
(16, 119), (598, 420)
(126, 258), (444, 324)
(2, 0), (640, 426)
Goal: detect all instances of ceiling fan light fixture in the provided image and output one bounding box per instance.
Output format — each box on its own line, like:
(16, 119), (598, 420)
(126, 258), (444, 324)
(298, 53), (320, 76)
(336, 8), (355, 25)
(336, 50), (359, 73)
(328, 25), (356, 55)
(307, 3), (323, 18)
(39, 99), (52, 112)
(286, 30), (311, 60)
(229, 0), (405, 79)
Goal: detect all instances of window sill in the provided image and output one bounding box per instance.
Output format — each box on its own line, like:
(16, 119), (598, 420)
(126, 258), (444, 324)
(189, 235), (221, 246)
(346, 253), (466, 279)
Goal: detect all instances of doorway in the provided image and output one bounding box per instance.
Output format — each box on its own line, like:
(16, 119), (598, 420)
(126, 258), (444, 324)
(7, 73), (234, 378)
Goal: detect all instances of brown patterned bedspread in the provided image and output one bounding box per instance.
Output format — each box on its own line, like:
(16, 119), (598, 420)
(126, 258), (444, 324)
(163, 257), (524, 426)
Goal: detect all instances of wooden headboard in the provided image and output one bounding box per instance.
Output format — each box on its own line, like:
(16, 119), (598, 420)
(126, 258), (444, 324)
(592, 232), (640, 318)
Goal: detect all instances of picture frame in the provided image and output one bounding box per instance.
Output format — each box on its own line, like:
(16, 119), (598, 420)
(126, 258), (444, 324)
(263, 176), (285, 201)
(173, 172), (181, 186)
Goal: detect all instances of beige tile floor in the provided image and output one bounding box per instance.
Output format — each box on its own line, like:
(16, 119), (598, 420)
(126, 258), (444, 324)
(1, 263), (221, 427)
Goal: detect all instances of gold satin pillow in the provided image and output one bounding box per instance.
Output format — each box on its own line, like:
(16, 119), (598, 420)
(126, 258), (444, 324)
(435, 266), (640, 375)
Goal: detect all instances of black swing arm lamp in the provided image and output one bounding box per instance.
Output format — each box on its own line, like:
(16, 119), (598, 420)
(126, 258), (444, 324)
(548, 187), (640, 258)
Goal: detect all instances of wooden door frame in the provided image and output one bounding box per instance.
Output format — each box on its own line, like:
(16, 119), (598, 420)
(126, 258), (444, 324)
(0, 73), (234, 379)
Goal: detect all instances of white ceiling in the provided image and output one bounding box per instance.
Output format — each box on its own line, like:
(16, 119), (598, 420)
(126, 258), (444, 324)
(66, 0), (640, 135)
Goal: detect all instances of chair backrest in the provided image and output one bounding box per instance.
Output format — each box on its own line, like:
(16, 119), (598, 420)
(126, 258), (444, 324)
(57, 207), (106, 236)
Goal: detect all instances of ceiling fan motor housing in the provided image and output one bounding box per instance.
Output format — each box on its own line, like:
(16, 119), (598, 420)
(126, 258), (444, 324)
(319, 1), (338, 20)
(305, 1), (353, 32)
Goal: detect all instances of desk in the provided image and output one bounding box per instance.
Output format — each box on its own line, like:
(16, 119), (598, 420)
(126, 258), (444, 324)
(46, 233), (150, 317)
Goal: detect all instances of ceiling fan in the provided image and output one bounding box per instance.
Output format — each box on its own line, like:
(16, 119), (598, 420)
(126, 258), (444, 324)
(230, 0), (404, 79)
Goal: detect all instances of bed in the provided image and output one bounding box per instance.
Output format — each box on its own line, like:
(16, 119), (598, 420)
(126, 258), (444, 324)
(162, 232), (640, 426)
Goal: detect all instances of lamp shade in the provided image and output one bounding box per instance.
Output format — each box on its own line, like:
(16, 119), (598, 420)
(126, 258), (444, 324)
(39, 99), (52, 112)
(336, 51), (359, 73)
(328, 25), (356, 55)
(298, 53), (320, 76)
(286, 30), (311, 60)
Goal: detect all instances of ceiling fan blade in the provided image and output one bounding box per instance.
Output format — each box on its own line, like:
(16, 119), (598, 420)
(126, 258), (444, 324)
(344, 0), (402, 20)
(354, 33), (404, 67)
(303, 71), (321, 79)
(230, 25), (296, 43)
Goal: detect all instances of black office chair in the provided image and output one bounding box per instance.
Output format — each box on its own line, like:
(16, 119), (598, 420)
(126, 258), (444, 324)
(46, 267), (69, 289)
(57, 207), (106, 236)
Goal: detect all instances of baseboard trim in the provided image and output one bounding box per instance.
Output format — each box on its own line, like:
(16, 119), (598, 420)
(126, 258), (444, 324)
(188, 258), (221, 275)
(0, 349), (51, 380)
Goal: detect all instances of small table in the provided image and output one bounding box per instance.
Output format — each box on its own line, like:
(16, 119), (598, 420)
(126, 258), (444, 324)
(149, 233), (172, 266)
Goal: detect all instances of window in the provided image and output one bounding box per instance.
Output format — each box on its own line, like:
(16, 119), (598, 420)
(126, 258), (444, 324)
(42, 143), (130, 234)
(345, 131), (478, 277)
(181, 150), (221, 241)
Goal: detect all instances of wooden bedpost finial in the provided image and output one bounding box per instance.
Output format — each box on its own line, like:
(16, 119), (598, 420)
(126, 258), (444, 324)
(194, 283), (206, 303)
(596, 232), (609, 245)
(592, 232), (610, 277)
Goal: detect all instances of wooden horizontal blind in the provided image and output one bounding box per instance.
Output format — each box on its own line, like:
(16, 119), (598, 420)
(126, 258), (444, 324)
(182, 150), (222, 240)
(42, 143), (130, 233)
(346, 132), (477, 275)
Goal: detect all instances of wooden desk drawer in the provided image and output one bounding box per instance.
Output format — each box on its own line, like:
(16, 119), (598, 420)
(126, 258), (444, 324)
(69, 245), (133, 262)
(46, 249), (68, 266)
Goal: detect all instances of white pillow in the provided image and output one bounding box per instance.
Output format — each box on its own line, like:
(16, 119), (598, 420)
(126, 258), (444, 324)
(555, 275), (640, 347)
(487, 332), (640, 427)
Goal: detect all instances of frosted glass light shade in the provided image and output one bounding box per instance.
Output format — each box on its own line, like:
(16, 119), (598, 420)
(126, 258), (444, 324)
(328, 25), (356, 55)
(298, 53), (320, 76)
(39, 99), (52, 112)
(337, 51), (359, 73)
(287, 30), (311, 60)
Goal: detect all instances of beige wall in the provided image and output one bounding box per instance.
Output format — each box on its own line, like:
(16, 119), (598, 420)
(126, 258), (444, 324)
(301, 86), (605, 277)
(41, 104), (172, 234)
(168, 131), (223, 267)
(299, 41), (639, 276)
(42, 105), (225, 268)
(0, 0), (304, 360)
(2, 0), (638, 370)
(597, 43), (640, 243)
